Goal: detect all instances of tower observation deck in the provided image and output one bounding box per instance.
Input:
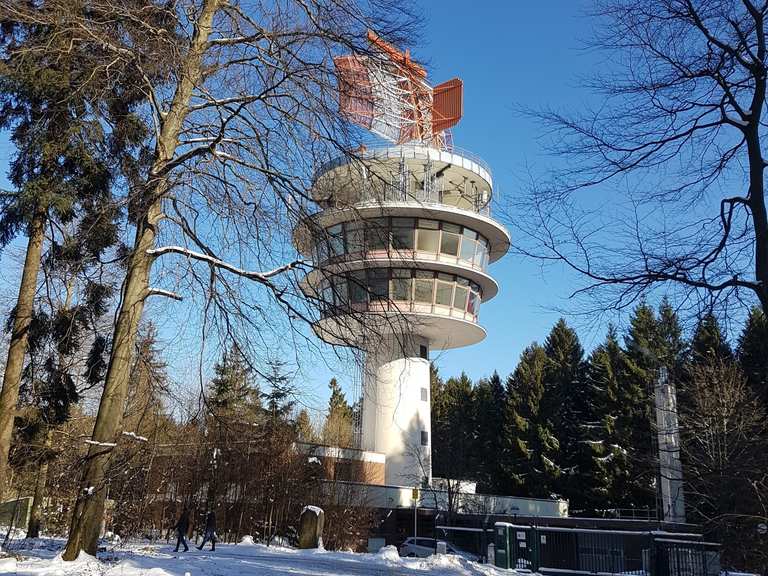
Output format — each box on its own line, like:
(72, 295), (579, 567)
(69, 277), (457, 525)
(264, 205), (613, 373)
(293, 33), (510, 486)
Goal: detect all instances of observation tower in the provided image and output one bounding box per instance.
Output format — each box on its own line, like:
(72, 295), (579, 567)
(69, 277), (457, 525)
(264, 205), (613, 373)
(295, 32), (509, 486)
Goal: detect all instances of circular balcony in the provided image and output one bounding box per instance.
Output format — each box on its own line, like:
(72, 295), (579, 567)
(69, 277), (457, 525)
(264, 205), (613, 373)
(295, 211), (510, 266)
(309, 269), (488, 351)
(311, 145), (494, 218)
(298, 144), (507, 351)
(302, 258), (499, 302)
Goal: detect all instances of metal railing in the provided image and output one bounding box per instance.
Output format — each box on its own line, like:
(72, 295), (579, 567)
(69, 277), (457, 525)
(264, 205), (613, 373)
(490, 524), (720, 576)
(313, 142), (493, 187)
(315, 173), (492, 218)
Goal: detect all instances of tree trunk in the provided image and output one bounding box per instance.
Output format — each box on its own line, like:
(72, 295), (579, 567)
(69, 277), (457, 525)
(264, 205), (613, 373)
(0, 208), (46, 494)
(746, 61), (768, 312)
(27, 428), (53, 538)
(61, 0), (221, 559)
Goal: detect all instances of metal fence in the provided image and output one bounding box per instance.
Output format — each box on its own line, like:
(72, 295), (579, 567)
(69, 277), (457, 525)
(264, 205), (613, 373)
(436, 522), (720, 576)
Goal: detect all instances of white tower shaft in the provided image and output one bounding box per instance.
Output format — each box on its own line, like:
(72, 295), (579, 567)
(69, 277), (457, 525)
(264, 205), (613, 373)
(361, 335), (432, 486)
(655, 367), (686, 524)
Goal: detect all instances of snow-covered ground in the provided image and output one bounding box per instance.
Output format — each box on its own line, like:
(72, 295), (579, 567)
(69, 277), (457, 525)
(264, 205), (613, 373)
(0, 538), (508, 576)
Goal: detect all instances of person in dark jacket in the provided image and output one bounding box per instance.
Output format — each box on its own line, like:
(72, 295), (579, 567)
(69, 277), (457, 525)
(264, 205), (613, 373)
(173, 509), (190, 552)
(197, 511), (217, 551)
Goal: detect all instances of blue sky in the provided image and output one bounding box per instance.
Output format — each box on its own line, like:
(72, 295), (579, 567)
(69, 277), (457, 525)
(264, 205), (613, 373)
(0, 1), (623, 411)
(418, 0), (604, 381)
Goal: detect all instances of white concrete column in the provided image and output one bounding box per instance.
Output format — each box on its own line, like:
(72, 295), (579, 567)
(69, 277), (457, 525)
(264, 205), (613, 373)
(361, 335), (432, 487)
(655, 367), (686, 524)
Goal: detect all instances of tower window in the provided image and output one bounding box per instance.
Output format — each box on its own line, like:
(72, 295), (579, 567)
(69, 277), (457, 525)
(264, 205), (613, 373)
(419, 345), (428, 359)
(420, 387), (428, 402)
(420, 431), (429, 446)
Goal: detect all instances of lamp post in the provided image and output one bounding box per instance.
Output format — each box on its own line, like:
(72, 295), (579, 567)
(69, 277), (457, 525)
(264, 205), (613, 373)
(412, 487), (420, 541)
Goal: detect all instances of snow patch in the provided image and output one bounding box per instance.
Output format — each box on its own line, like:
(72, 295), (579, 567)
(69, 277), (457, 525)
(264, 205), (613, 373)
(11, 539), (504, 576)
(239, 534), (256, 545)
(376, 545), (402, 563)
(301, 505), (323, 516)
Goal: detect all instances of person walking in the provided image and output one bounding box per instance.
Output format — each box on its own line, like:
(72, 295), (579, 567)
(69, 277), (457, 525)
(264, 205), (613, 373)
(172, 509), (190, 552)
(197, 511), (217, 551)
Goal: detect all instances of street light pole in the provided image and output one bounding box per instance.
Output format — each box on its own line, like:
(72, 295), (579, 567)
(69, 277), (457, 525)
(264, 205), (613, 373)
(412, 487), (419, 541)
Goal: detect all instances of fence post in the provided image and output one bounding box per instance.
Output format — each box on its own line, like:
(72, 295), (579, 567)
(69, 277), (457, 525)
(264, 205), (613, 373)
(531, 526), (540, 572)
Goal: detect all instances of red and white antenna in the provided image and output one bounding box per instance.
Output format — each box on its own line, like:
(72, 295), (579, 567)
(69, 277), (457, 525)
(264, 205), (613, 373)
(334, 31), (463, 148)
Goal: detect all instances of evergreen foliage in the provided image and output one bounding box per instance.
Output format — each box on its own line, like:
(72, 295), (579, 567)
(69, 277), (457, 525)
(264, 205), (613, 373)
(431, 372), (477, 485)
(542, 319), (585, 498)
(207, 345), (262, 430)
(737, 307), (768, 407)
(431, 300), (743, 521)
(322, 378), (354, 448)
(296, 409), (317, 443)
(691, 314), (733, 364)
(472, 371), (505, 492)
(503, 344), (557, 497)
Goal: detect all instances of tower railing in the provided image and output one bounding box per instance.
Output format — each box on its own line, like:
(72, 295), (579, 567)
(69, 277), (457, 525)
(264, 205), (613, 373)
(314, 159), (492, 217)
(314, 142), (493, 190)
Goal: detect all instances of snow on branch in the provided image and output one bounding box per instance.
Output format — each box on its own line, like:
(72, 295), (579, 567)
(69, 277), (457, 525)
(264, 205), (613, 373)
(147, 245), (306, 283)
(122, 431), (149, 442)
(84, 440), (117, 448)
(147, 288), (183, 301)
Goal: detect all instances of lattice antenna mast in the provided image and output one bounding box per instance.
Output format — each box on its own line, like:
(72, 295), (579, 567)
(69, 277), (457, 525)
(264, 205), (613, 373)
(335, 30), (463, 148)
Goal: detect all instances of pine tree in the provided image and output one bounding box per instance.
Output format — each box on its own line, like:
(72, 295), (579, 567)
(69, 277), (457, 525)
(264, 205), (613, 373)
(0, 16), (141, 489)
(322, 378), (353, 448)
(737, 307), (768, 407)
(15, 261), (114, 536)
(691, 314), (733, 364)
(622, 303), (660, 512)
(542, 319), (585, 498)
(123, 324), (168, 435)
(296, 409), (317, 443)
(472, 372), (505, 492)
(430, 364), (450, 479)
(264, 361), (295, 422)
(501, 344), (559, 497)
(433, 373), (476, 484)
(209, 346), (261, 420)
(657, 299), (687, 374)
(581, 327), (636, 512)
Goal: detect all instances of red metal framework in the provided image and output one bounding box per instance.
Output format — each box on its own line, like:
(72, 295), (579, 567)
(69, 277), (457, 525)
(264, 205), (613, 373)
(334, 30), (463, 148)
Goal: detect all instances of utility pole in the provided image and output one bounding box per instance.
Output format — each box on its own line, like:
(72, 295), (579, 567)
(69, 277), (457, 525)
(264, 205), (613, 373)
(412, 487), (419, 540)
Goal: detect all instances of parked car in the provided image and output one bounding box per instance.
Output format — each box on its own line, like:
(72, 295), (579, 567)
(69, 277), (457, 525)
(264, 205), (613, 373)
(398, 537), (475, 560)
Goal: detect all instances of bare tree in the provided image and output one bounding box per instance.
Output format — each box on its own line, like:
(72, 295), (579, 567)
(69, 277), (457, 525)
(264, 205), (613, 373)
(3, 0), (418, 559)
(679, 359), (768, 572)
(516, 0), (768, 315)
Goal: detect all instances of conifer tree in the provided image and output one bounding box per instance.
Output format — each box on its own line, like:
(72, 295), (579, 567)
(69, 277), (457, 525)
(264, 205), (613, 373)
(123, 324), (168, 434)
(430, 364), (450, 479)
(0, 16), (141, 489)
(296, 409), (317, 443)
(472, 372), (505, 492)
(581, 327), (635, 512)
(737, 307), (768, 407)
(263, 361), (295, 424)
(208, 346), (261, 421)
(322, 378), (353, 448)
(501, 345), (551, 496)
(621, 303), (660, 512)
(656, 299), (687, 374)
(542, 319), (585, 498)
(430, 372), (476, 514)
(691, 314), (733, 364)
